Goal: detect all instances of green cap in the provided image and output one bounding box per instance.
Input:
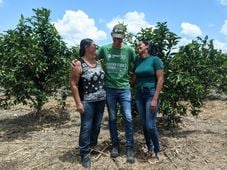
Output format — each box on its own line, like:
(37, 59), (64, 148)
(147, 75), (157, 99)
(111, 24), (126, 39)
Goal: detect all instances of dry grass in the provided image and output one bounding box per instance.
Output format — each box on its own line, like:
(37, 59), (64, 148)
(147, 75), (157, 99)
(0, 98), (226, 170)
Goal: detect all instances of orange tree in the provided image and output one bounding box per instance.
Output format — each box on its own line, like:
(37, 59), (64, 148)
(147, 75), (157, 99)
(0, 8), (75, 113)
(126, 22), (226, 127)
(174, 36), (227, 95)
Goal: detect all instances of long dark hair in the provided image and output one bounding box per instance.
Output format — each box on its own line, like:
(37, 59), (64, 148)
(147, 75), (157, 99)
(79, 38), (93, 57)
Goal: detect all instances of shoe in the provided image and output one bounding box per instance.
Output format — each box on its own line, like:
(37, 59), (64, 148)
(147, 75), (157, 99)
(111, 145), (119, 158)
(144, 150), (153, 160)
(81, 154), (91, 168)
(126, 148), (135, 163)
(155, 152), (165, 162)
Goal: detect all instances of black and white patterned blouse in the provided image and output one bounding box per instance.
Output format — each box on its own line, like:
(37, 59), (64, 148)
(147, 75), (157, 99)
(78, 58), (106, 102)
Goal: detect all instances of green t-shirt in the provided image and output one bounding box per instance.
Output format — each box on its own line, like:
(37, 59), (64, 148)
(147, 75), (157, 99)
(134, 55), (164, 89)
(97, 44), (137, 89)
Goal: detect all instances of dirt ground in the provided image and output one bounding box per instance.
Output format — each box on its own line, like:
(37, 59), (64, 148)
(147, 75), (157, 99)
(0, 97), (226, 170)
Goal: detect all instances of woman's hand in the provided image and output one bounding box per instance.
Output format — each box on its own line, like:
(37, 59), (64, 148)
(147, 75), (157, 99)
(150, 99), (158, 113)
(77, 102), (84, 113)
(150, 68), (164, 113)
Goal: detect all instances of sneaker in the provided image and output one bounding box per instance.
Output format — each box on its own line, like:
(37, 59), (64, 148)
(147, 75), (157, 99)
(111, 145), (119, 158)
(126, 148), (135, 163)
(81, 154), (91, 168)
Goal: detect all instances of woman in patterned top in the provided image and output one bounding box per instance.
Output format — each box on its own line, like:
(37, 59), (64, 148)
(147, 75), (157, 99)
(70, 38), (106, 168)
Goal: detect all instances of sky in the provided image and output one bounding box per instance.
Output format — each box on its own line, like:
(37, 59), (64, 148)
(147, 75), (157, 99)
(0, 0), (227, 52)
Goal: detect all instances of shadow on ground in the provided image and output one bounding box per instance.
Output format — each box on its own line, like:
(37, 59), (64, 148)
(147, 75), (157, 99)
(0, 108), (71, 142)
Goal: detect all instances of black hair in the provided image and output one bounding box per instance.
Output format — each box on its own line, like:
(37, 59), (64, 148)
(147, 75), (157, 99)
(79, 38), (93, 57)
(137, 40), (159, 56)
(140, 40), (150, 46)
(149, 41), (159, 56)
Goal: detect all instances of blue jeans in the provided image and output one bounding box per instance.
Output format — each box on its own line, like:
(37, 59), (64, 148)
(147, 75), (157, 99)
(106, 87), (134, 148)
(135, 87), (160, 153)
(79, 100), (105, 157)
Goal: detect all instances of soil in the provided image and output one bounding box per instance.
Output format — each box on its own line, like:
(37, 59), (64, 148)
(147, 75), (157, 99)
(0, 97), (226, 170)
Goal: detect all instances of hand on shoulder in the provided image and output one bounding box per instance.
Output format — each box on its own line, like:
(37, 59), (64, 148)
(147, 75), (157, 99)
(71, 59), (82, 73)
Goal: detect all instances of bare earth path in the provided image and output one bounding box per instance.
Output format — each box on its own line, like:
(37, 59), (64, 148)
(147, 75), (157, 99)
(0, 98), (226, 170)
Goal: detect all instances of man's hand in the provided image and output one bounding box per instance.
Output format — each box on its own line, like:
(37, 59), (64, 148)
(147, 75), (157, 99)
(130, 75), (136, 84)
(71, 59), (79, 68)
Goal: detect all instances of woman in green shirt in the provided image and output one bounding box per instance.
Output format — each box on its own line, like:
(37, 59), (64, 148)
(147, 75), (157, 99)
(134, 40), (164, 160)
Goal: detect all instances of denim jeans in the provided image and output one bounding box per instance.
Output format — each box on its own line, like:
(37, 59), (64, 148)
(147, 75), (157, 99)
(135, 87), (160, 153)
(106, 87), (134, 149)
(79, 100), (105, 157)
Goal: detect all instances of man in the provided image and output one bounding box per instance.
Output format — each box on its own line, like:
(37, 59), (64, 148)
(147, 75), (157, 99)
(72, 23), (137, 163)
(98, 23), (136, 163)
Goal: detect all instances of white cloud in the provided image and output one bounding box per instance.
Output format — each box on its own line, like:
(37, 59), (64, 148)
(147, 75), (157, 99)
(216, 20), (227, 52)
(171, 37), (192, 53)
(221, 20), (227, 36)
(219, 0), (227, 6)
(181, 22), (203, 37)
(214, 40), (227, 53)
(53, 10), (107, 46)
(174, 38), (227, 53)
(174, 37), (227, 53)
(107, 11), (152, 34)
(178, 37), (192, 47)
(178, 20), (227, 53)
